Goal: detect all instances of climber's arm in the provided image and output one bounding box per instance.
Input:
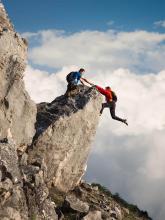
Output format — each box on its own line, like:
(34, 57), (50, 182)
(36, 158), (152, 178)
(82, 78), (95, 86)
(95, 86), (112, 100)
(80, 78), (85, 85)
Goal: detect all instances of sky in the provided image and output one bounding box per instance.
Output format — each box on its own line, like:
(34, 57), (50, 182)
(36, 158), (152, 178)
(2, 1), (165, 219)
(3, 0), (165, 33)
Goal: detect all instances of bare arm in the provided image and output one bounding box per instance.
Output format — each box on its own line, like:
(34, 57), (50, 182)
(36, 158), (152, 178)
(81, 78), (95, 86)
(80, 78), (85, 85)
(81, 78), (112, 101)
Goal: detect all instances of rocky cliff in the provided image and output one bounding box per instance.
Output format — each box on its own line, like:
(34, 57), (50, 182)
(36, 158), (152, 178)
(0, 2), (36, 146)
(0, 3), (152, 220)
(28, 86), (101, 193)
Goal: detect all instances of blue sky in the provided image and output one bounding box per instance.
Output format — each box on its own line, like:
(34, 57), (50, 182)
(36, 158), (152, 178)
(3, 0), (165, 33)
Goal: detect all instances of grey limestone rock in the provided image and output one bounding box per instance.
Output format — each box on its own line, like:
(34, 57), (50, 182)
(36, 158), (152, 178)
(64, 193), (89, 213)
(0, 143), (21, 183)
(0, 143), (28, 220)
(29, 85), (102, 192)
(83, 210), (103, 220)
(0, 3), (36, 146)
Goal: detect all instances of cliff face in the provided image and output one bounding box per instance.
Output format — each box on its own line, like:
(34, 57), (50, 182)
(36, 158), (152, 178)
(0, 3), (36, 146)
(0, 3), (152, 220)
(0, 3), (36, 219)
(29, 85), (102, 192)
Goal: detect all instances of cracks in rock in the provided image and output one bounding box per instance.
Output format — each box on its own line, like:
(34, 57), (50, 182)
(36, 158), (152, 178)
(32, 85), (97, 145)
(0, 160), (13, 182)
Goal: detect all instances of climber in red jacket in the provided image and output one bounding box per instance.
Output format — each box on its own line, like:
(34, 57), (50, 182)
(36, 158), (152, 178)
(84, 79), (128, 126)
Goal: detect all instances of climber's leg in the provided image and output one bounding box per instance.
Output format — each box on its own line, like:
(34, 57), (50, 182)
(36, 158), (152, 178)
(110, 101), (128, 125)
(100, 103), (109, 115)
(65, 82), (77, 97)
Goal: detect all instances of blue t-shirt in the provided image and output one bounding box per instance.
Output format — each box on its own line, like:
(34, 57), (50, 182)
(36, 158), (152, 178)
(72, 71), (82, 84)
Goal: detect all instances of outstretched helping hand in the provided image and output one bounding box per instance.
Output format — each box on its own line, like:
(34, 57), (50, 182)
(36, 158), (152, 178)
(82, 78), (95, 86)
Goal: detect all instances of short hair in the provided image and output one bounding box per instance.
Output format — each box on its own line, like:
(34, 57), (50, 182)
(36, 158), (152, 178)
(79, 68), (85, 72)
(105, 86), (111, 90)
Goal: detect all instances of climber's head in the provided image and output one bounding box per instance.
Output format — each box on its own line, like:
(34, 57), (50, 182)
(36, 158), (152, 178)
(79, 68), (85, 74)
(105, 86), (111, 91)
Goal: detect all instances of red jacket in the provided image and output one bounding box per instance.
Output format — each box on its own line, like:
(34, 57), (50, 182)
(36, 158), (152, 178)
(96, 85), (113, 102)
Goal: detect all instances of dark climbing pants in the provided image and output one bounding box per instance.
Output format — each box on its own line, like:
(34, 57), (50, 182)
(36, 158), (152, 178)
(67, 82), (77, 91)
(100, 101), (124, 122)
(65, 82), (78, 97)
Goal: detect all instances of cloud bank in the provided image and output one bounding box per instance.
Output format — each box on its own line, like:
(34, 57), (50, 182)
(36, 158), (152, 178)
(23, 29), (165, 220)
(23, 29), (165, 73)
(154, 20), (165, 28)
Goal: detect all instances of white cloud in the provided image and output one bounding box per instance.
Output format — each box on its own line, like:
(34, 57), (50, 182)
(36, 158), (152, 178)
(145, 130), (165, 179)
(23, 28), (165, 220)
(24, 65), (74, 103)
(25, 66), (165, 136)
(22, 32), (39, 39)
(154, 20), (165, 28)
(25, 29), (165, 73)
(107, 20), (114, 26)
(85, 129), (165, 220)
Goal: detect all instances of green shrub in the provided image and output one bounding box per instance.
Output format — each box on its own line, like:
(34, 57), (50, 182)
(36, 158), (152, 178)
(91, 183), (152, 219)
(91, 183), (112, 197)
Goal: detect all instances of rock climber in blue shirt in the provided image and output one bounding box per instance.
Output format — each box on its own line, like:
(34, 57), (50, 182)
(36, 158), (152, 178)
(65, 68), (86, 96)
(68, 68), (85, 85)
(72, 71), (82, 84)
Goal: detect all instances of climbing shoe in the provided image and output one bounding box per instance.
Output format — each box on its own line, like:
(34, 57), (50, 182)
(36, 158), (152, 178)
(123, 119), (128, 126)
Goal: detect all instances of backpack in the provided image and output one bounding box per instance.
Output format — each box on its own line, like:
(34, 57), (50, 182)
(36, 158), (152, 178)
(66, 72), (75, 83)
(111, 91), (117, 102)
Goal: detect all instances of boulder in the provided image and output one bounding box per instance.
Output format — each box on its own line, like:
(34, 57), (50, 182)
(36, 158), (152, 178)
(0, 144), (28, 220)
(0, 185), (28, 220)
(0, 143), (21, 183)
(63, 193), (89, 213)
(29, 85), (102, 192)
(83, 210), (103, 220)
